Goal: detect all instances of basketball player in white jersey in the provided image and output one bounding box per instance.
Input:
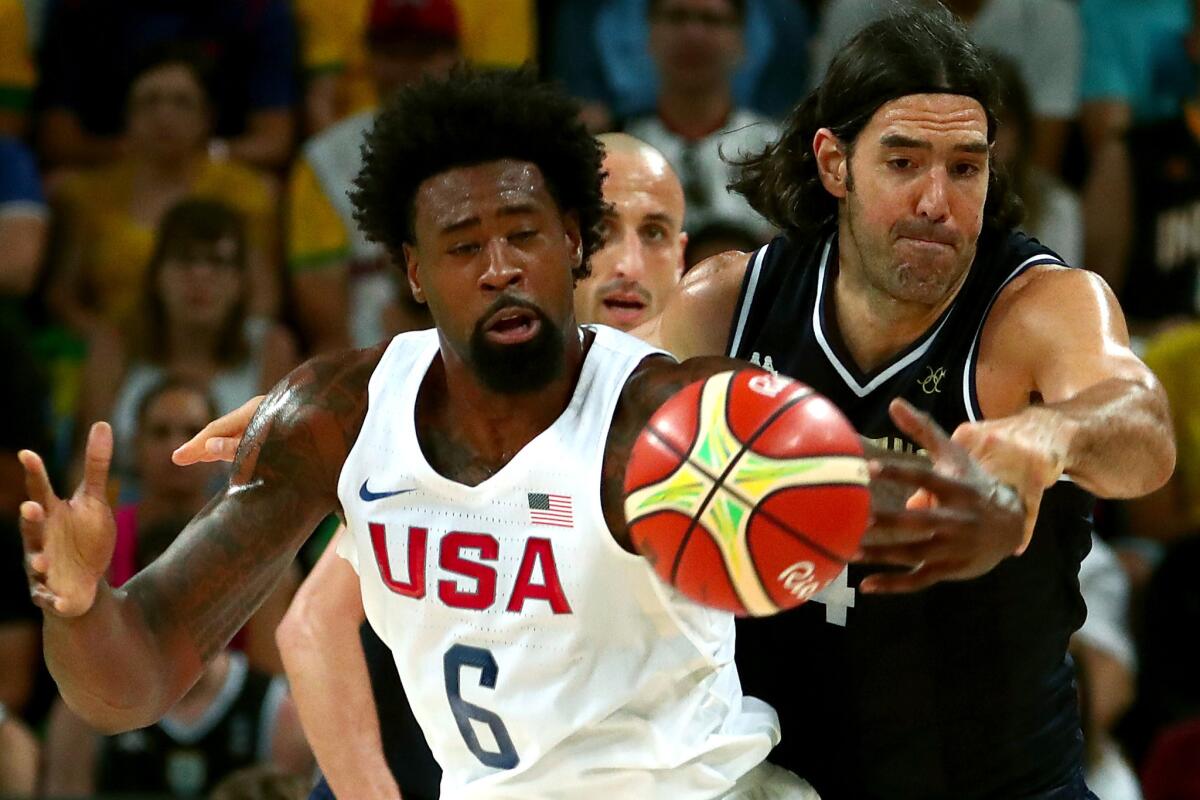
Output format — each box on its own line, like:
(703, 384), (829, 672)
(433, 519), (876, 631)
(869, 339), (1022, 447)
(19, 70), (1022, 799)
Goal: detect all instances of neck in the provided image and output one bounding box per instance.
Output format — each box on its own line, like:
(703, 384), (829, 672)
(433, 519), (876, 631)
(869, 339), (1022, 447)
(135, 151), (200, 184)
(657, 84), (733, 140)
(832, 226), (967, 373)
(429, 329), (586, 470)
(165, 322), (222, 366)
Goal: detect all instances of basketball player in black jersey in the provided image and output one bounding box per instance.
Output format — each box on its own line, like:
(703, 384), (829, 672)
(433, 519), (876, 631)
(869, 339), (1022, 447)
(18, 68), (1019, 800)
(642, 8), (1176, 800)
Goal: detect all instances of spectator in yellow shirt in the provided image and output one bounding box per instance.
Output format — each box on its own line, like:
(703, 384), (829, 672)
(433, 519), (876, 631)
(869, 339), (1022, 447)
(48, 46), (280, 341)
(1128, 322), (1200, 542)
(0, 0), (35, 137)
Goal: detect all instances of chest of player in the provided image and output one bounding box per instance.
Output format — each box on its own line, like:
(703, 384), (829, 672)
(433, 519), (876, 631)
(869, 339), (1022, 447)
(365, 519), (574, 615)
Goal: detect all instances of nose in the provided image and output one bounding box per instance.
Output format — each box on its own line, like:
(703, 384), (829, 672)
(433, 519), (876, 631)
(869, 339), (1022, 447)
(914, 168), (950, 222)
(478, 240), (523, 292)
(614, 231), (647, 281)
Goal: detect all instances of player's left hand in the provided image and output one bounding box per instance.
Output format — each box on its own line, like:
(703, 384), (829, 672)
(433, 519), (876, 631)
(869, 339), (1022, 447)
(856, 399), (1025, 593)
(949, 407), (1076, 555)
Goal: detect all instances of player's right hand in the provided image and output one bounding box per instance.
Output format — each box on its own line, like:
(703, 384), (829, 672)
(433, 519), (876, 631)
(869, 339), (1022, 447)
(18, 422), (117, 617)
(172, 395), (265, 465)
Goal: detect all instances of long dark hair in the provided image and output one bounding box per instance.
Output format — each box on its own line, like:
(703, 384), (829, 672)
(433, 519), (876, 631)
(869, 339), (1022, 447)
(732, 5), (1022, 239)
(136, 199), (249, 366)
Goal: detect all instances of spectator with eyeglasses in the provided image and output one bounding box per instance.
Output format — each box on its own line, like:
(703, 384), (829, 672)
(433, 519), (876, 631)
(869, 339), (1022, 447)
(76, 199), (295, 502)
(624, 0), (779, 243)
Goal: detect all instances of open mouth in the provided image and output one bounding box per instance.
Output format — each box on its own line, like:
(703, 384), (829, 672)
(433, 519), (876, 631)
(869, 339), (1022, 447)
(601, 292), (648, 325)
(483, 306), (541, 345)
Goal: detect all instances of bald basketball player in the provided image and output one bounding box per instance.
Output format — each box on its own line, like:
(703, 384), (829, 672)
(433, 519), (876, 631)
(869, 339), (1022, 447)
(574, 133), (687, 331)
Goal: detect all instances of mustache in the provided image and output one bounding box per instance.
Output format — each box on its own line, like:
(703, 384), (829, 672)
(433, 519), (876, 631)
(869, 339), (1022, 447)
(476, 294), (548, 328)
(893, 220), (958, 246)
(596, 280), (652, 303)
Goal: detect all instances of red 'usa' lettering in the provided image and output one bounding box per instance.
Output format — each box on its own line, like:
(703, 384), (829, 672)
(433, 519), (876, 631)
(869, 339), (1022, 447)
(369, 524), (572, 614)
(507, 537), (572, 614)
(439, 532), (499, 609)
(370, 523), (426, 598)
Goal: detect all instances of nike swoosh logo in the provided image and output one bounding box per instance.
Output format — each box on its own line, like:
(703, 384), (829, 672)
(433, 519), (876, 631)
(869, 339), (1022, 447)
(359, 481), (416, 502)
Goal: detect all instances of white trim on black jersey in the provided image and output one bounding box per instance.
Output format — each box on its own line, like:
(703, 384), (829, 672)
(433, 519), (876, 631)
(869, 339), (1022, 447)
(812, 237), (956, 398)
(960, 253), (1067, 423)
(728, 245), (769, 357)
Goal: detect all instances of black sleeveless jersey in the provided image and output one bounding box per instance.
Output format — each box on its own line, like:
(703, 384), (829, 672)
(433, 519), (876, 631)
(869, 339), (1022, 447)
(727, 229), (1094, 799)
(1123, 113), (1200, 322)
(97, 653), (281, 797)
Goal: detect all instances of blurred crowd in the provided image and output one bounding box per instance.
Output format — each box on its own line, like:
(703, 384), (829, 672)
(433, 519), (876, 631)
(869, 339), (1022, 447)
(1, 0), (1199, 798)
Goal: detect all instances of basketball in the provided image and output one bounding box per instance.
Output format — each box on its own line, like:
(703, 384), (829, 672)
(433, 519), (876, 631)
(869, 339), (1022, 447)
(623, 369), (871, 616)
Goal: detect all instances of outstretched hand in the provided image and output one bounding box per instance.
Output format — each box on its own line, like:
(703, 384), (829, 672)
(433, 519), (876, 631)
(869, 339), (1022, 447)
(172, 395), (265, 465)
(18, 422), (118, 617)
(858, 399), (1025, 593)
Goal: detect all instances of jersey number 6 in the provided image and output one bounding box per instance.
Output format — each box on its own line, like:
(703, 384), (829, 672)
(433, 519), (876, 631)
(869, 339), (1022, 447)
(444, 644), (521, 769)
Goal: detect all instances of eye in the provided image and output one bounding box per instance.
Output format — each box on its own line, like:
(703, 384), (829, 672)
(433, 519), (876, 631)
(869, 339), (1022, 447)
(508, 229), (538, 243)
(953, 162), (982, 178)
(640, 225), (667, 243)
(448, 242), (480, 256)
(887, 157), (914, 171)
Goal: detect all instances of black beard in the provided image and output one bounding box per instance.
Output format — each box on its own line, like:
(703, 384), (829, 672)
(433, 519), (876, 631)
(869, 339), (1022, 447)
(468, 297), (565, 394)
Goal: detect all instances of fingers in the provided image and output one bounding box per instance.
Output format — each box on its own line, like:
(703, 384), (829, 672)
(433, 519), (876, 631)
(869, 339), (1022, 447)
(18, 500), (46, 552)
(860, 562), (962, 594)
(870, 459), (978, 504)
(173, 393), (263, 465)
(172, 435), (240, 465)
(18, 449), (57, 507)
(80, 422), (114, 501)
(863, 506), (977, 547)
(888, 399), (953, 461)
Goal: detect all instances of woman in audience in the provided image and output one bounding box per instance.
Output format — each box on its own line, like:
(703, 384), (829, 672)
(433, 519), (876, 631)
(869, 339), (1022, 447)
(77, 198), (295, 493)
(47, 45), (279, 339)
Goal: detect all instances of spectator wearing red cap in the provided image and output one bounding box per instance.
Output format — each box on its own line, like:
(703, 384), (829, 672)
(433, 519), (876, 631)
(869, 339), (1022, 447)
(295, 0), (534, 135)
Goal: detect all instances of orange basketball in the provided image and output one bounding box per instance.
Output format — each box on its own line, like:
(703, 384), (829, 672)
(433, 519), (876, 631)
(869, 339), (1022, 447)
(623, 369), (870, 616)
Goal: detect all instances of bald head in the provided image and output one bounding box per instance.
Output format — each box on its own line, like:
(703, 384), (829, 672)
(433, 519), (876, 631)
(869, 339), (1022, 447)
(576, 134), (687, 332)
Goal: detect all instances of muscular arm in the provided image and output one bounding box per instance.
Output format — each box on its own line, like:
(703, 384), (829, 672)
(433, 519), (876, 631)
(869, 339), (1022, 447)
(38, 347), (382, 732)
(970, 267), (1175, 501)
(636, 249), (750, 359)
(276, 528), (400, 800)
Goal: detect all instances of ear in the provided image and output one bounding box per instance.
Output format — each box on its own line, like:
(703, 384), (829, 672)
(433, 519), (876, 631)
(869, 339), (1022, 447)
(814, 127), (849, 200)
(402, 243), (426, 304)
(563, 212), (583, 271)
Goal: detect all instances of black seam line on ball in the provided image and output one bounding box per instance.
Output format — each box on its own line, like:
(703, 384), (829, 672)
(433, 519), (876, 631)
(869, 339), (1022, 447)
(645, 390), (815, 589)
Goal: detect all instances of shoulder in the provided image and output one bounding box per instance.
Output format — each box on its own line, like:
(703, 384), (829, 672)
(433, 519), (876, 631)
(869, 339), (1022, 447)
(203, 160), (275, 208)
(655, 248), (754, 359)
(231, 343), (389, 491)
(987, 265), (1119, 354)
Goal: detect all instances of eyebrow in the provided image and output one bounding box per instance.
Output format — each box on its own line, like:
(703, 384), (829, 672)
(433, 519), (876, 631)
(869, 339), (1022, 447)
(640, 212), (676, 226)
(879, 133), (989, 154)
(440, 202), (541, 234)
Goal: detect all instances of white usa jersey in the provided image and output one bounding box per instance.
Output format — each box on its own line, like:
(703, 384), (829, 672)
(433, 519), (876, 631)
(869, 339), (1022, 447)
(337, 325), (779, 799)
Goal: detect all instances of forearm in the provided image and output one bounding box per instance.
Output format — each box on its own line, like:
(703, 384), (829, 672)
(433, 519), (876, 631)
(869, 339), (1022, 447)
(1039, 377), (1175, 497)
(279, 618), (399, 800)
(43, 581), (196, 732)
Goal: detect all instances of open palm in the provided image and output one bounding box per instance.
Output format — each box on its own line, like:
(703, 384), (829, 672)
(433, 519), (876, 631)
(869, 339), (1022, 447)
(18, 422), (117, 617)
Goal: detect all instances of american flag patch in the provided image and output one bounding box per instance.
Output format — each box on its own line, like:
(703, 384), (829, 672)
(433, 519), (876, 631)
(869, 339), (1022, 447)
(528, 492), (573, 528)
